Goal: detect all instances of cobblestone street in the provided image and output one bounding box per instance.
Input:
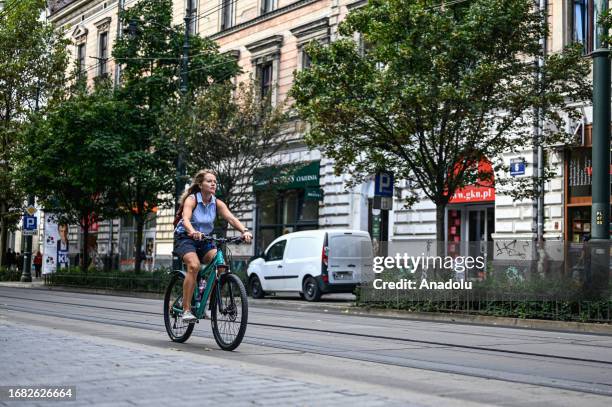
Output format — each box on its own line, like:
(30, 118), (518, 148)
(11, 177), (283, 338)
(0, 322), (407, 407)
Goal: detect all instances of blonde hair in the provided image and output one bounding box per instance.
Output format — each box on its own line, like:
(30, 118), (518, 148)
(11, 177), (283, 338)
(179, 169), (217, 207)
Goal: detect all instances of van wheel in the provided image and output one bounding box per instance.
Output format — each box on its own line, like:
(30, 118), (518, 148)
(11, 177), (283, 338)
(302, 277), (321, 302)
(249, 275), (265, 299)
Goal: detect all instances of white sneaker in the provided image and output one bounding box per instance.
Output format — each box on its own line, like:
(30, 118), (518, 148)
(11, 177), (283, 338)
(182, 310), (196, 323)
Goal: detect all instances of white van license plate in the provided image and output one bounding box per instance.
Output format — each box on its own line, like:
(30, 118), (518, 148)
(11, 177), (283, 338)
(333, 272), (352, 279)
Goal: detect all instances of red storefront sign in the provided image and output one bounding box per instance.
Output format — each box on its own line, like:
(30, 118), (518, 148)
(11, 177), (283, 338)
(449, 159), (495, 203)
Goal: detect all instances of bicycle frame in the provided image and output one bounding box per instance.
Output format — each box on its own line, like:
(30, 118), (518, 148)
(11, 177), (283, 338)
(171, 249), (227, 320)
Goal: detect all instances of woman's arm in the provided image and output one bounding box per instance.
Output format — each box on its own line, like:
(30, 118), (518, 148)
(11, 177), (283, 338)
(181, 196), (202, 238)
(217, 199), (253, 242)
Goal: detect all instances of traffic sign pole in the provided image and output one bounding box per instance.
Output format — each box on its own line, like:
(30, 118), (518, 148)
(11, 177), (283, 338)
(20, 197), (35, 282)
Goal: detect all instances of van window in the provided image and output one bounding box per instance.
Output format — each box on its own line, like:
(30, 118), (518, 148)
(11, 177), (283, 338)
(329, 235), (373, 258)
(266, 240), (286, 261)
(286, 237), (319, 259)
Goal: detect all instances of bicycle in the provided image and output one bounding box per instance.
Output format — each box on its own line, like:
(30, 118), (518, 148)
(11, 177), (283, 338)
(164, 236), (248, 351)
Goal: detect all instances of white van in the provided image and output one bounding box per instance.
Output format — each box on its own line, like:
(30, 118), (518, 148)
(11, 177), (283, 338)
(247, 229), (373, 301)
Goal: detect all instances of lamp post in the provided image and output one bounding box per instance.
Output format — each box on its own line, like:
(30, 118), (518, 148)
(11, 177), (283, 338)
(20, 84), (39, 282)
(588, 0), (610, 299)
(175, 0), (192, 212)
(123, 2), (193, 270)
(591, 0), (610, 242)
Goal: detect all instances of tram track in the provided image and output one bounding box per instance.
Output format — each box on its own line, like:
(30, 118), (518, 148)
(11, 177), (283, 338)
(1, 292), (611, 366)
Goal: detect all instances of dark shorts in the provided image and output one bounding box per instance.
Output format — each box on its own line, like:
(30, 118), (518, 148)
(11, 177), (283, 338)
(173, 233), (216, 262)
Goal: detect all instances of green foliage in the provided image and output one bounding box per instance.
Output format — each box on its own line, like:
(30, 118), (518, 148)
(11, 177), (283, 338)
(110, 0), (241, 269)
(164, 81), (287, 219)
(48, 267), (172, 293)
(291, 0), (591, 240)
(17, 84), (135, 225)
(0, 0), (69, 263)
(113, 0), (239, 110)
(0, 267), (22, 282)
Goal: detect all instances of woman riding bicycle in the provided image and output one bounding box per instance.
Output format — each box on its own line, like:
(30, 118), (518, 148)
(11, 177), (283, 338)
(174, 169), (253, 322)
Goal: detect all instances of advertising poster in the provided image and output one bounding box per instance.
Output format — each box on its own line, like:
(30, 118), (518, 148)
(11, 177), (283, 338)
(42, 213), (59, 275)
(57, 222), (70, 269)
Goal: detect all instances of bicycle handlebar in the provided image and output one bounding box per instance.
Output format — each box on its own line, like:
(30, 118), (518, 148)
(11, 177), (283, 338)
(192, 235), (245, 244)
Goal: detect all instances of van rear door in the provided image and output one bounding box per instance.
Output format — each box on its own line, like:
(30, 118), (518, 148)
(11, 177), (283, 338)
(327, 232), (373, 285)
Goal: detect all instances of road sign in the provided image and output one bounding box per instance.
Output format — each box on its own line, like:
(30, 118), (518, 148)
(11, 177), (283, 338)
(510, 158), (525, 176)
(373, 196), (393, 210)
(25, 205), (37, 216)
(23, 215), (37, 235)
(375, 172), (394, 197)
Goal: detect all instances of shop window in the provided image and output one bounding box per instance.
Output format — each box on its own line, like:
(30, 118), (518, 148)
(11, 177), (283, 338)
(569, 207), (592, 242)
(256, 189), (319, 252)
(282, 191), (298, 225)
(300, 199), (318, 221)
(568, 148), (592, 197)
(257, 228), (278, 252)
(259, 193), (276, 224)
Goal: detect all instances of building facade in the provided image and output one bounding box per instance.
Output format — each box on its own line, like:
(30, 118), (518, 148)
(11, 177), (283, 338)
(42, 0), (605, 269)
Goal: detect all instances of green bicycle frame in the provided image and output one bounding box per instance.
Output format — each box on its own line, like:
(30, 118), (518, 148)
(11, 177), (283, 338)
(172, 250), (226, 319)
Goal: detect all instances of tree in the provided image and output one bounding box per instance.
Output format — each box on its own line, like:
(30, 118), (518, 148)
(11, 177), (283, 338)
(0, 0), (68, 264)
(111, 0), (240, 271)
(290, 0), (591, 243)
(17, 84), (137, 271)
(163, 81), (287, 234)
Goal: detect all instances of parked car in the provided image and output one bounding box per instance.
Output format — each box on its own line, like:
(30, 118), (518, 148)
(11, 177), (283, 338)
(247, 229), (373, 301)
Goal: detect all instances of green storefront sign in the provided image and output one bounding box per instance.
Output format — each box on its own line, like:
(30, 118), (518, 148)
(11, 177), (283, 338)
(253, 161), (321, 193)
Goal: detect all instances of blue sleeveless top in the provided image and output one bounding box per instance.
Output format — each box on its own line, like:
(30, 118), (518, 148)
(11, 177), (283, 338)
(174, 192), (216, 235)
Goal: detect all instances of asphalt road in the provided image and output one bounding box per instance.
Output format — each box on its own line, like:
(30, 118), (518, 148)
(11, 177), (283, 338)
(1, 286), (611, 406)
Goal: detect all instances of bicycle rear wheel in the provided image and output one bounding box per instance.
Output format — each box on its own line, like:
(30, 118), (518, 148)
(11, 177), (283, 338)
(164, 274), (195, 343)
(211, 273), (248, 351)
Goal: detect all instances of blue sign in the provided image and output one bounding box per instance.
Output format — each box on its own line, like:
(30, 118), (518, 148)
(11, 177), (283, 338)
(510, 159), (525, 177)
(375, 172), (394, 197)
(23, 215), (37, 231)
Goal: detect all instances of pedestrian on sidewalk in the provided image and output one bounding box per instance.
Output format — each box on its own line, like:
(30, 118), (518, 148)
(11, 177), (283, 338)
(5, 248), (15, 270)
(15, 252), (22, 272)
(33, 250), (43, 278)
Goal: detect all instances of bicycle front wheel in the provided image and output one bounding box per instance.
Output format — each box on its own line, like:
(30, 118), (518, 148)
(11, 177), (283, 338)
(211, 273), (248, 351)
(163, 274), (195, 343)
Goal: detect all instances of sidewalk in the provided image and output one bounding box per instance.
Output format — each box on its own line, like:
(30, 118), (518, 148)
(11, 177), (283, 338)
(0, 321), (408, 407)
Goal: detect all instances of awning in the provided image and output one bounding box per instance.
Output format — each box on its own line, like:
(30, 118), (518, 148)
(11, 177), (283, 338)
(253, 161), (320, 191)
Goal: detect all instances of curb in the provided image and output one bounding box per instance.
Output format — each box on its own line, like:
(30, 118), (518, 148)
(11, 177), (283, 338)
(2, 281), (611, 335)
(338, 307), (612, 335)
(250, 299), (612, 335)
(0, 281), (164, 300)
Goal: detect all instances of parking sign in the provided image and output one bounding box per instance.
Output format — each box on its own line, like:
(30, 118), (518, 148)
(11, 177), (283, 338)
(375, 172), (394, 197)
(23, 215), (37, 235)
